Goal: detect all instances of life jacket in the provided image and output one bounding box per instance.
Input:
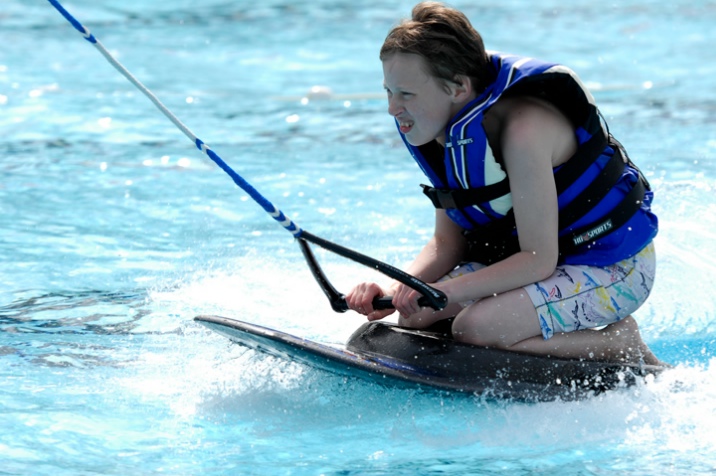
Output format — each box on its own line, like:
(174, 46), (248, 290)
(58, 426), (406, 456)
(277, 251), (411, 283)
(402, 53), (658, 266)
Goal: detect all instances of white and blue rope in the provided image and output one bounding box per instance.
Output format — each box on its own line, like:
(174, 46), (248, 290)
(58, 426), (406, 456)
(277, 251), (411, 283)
(47, 0), (302, 237)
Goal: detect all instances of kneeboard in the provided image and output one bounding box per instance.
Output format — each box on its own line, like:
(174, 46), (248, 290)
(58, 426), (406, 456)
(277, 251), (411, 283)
(194, 315), (664, 401)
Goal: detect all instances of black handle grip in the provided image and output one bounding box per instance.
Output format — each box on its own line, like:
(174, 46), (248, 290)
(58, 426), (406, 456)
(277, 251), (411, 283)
(299, 231), (448, 312)
(371, 296), (433, 311)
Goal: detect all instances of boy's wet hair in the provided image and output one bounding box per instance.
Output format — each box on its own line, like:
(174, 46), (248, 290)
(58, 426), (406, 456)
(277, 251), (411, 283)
(380, 2), (491, 92)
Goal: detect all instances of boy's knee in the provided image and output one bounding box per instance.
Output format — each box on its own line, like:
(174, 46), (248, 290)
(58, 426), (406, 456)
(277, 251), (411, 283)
(451, 308), (500, 347)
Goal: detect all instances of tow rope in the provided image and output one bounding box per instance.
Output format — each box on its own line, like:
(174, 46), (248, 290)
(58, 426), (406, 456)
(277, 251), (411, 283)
(46, 0), (447, 313)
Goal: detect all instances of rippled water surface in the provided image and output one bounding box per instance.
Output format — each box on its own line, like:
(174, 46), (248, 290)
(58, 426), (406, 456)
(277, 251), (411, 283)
(1, 1), (715, 474)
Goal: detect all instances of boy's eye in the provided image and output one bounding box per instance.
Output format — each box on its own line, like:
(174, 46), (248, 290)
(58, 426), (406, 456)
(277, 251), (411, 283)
(384, 88), (413, 99)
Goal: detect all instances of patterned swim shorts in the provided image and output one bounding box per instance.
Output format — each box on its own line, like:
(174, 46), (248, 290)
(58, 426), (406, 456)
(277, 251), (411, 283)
(526, 241), (656, 339)
(441, 241), (656, 340)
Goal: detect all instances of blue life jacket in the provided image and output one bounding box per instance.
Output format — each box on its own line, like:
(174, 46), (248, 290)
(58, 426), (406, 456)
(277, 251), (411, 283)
(401, 53), (658, 266)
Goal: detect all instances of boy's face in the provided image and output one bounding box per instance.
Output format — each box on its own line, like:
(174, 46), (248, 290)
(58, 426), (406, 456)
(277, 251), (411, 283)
(382, 52), (458, 146)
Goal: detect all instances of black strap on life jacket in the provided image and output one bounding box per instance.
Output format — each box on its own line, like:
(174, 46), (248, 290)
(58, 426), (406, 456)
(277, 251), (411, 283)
(422, 127), (608, 210)
(421, 179), (508, 210)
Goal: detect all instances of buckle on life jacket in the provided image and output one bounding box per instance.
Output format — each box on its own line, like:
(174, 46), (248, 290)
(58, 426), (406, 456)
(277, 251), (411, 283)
(421, 184), (458, 209)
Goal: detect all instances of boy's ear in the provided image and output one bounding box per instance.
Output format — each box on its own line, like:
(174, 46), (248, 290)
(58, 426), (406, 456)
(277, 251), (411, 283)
(450, 74), (473, 102)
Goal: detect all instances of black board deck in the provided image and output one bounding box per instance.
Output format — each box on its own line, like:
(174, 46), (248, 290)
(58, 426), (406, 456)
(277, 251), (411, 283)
(194, 315), (665, 401)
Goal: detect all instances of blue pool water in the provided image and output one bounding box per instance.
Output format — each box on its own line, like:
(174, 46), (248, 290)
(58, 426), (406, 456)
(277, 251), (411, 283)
(2, 0), (715, 474)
